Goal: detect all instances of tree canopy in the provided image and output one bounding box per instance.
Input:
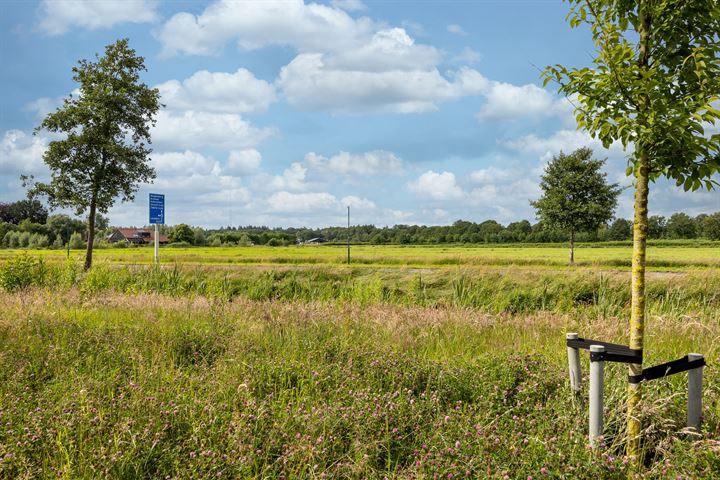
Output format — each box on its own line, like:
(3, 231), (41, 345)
(531, 147), (621, 263)
(27, 38), (161, 269)
(0, 199), (48, 225)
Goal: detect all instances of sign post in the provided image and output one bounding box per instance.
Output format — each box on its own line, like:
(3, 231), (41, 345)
(149, 193), (165, 265)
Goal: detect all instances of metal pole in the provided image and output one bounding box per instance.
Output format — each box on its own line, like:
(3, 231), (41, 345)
(154, 223), (159, 266)
(347, 206), (350, 265)
(566, 333), (582, 393)
(687, 353), (704, 432)
(589, 345), (605, 448)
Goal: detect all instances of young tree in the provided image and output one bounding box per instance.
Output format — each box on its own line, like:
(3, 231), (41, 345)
(26, 39), (161, 270)
(544, 1), (720, 466)
(531, 147), (621, 263)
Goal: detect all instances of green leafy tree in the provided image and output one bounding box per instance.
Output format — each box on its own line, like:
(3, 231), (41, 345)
(192, 228), (206, 246)
(170, 224), (195, 244)
(646, 215), (666, 239)
(702, 212), (720, 240)
(0, 199), (48, 224)
(531, 147), (621, 263)
(666, 212), (696, 239)
(608, 218), (632, 240)
(46, 214), (85, 245)
(26, 39), (161, 270)
(544, 0), (720, 465)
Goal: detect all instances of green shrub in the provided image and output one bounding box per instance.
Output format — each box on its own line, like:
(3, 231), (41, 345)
(0, 254), (47, 291)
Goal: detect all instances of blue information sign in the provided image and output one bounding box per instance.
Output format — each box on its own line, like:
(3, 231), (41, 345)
(149, 193), (165, 224)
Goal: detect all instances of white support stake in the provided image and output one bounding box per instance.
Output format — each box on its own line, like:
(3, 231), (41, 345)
(687, 352), (704, 432)
(589, 345), (605, 448)
(154, 223), (159, 266)
(566, 333), (582, 393)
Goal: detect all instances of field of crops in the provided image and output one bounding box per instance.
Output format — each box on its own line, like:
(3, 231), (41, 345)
(1, 245), (719, 478)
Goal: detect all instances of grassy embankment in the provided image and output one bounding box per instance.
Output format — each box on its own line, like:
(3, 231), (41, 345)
(0, 249), (718, 478)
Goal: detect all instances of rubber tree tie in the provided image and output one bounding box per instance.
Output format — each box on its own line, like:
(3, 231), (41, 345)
(567, 337), (642, 364)
(628, 355), (707, 384)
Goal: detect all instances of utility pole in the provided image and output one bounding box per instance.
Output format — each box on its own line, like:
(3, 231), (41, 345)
(347, 206), (350, 265)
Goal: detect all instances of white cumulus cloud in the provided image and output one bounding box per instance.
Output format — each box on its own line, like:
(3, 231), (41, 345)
(156, 68), (276, 114)
(156, 0), (376, 56)
(408, 171), (465, 201)
(1, 130), (47, 175)
(476, 82), (572, 121)
(152, 111), (274, 150)
(470, 166), (519, 184)
(226, 149), (262, 175)
(150, 151), (218, 177)
(278, 55), (487, 113)
(38, 0), (158, 35)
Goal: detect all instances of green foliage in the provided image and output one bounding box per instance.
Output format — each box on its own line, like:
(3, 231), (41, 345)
(0, 199), (48, 224)
(608, 218), (633, 240)
(45, 213), (85, 244)
(170, 223), (194, 244)
(702, 212), (720, 240)
(0, 254), (47, 291)
(666, 212), (697, 239)
(28, 233), (49, 248)
(543, 1), (720, 190)
(647, 215), (667, 239)
(27, 38), (161, 269)
(531, 148), (621, 234)
(68, 231), (84, 249)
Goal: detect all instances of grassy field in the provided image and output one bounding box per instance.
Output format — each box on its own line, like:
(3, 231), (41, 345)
(1, 241), (719, 270)
(0, 246), (719, 478)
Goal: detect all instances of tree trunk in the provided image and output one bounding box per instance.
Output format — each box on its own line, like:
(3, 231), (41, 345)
(626, 3), (651, 469)
(626, 153), (649, 468)
(569, 229), (575, 264)
(84, 199), (97, 271)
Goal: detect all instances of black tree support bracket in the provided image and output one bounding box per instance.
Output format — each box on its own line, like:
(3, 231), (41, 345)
(566, 337), (643, 364)
(628, 355), (706, 384)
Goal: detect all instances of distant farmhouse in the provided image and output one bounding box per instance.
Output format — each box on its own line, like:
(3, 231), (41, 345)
(107, 228), (169, 245)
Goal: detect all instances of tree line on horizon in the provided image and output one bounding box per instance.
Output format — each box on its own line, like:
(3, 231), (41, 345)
(2, 197), (719, 249)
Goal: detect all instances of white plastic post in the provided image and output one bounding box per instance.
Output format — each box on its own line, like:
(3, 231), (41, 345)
(687, 353), (704, 432)
(566, 333), (582, 393)
(154, 223), (159, 265)
(589, 345), (605, 448)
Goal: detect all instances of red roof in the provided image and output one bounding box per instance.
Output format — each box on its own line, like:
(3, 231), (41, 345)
(114, 228), (169, 243)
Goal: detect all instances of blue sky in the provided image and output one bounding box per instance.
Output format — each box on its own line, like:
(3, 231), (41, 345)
(1, 0), (718, 228)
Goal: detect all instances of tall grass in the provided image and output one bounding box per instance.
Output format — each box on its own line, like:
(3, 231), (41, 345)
(2, 255), (719, 322)
(0, 292), (717, 478)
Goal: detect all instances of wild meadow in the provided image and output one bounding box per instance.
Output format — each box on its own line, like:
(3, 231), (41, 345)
(0, 246), (719, 478)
